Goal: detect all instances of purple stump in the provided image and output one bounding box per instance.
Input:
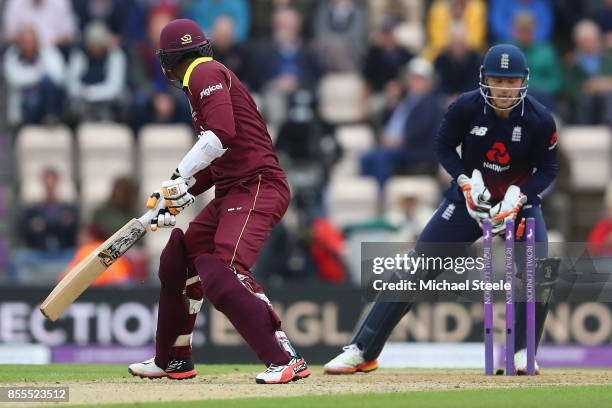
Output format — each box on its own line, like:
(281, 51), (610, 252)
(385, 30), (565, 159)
(482, 219), (494, 375)
(526, 218), (536, 375)
(505, 219), (515, 375)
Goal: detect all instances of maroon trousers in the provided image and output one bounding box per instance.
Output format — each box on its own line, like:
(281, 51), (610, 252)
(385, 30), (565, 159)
(155, 174), (291, 368)
(184, 174), (290, 282)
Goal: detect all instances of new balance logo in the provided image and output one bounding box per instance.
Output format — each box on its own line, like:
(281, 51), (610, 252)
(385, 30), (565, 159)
(470, 126), (488, 136)
(442, 203), (456, 220)
(200, 83), (223, 98)
(501, 53), (509, 69)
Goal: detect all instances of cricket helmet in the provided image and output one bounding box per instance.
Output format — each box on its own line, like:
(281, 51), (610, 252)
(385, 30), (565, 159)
(156, 19), (212, 83)
(479, 44), (530, 110)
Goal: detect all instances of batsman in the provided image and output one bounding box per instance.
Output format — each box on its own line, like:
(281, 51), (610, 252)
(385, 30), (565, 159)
(325, 45), (560, 375)
(128, 19), (310, 384)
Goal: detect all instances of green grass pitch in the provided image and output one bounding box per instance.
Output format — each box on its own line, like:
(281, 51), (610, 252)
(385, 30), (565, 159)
(1, 364), (611, 408)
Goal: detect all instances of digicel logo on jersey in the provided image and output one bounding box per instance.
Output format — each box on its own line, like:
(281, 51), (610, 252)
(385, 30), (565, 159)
(200, 83), (223, 98)
(483, 142), (511, 172)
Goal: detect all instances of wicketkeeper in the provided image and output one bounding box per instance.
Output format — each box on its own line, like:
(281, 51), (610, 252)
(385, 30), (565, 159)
(325, 44), (560, 375)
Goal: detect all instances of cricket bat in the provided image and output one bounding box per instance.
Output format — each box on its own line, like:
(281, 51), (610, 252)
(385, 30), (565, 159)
(40, 194), (165, 321)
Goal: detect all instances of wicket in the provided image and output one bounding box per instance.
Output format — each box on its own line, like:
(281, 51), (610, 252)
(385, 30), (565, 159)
(482, 217), (536, 376)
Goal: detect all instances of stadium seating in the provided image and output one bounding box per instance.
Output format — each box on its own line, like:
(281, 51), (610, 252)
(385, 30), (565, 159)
(560, 126), (611, 190)
(16, 125), (76, 203)
(332, 125), (375, 177)
(77, 123), (134, 217)
(384, 175), (441, 211)
(318, 73), (365, 124)
(328, 176), (379, 226)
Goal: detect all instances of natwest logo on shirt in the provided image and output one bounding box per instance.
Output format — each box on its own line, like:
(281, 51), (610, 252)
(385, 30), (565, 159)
(483, 142), (511, 172)
(200, 83), (223, 98)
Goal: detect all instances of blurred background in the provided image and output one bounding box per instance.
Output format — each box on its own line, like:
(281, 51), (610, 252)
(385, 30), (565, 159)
(0, 0), (611, 368)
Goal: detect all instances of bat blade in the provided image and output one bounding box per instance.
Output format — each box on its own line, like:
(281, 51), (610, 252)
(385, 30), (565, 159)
(40, 218), (147, 321)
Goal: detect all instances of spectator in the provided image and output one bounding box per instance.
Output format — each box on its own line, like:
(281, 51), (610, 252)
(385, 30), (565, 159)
(211, 16), (248, 80)
(361, 58), (445, 189)
(313, 0), (368, 71)
(72, 0), (144, 46)
(423, 0), (487, 61)
(434, 23), (481, 101)
(596, 0), (612, 50)
(129, 6), (191, 131)
(2, 0), (76, 49)
(186, 0), (250, 43)
(3, 26), (65, 127)
(489, 0), (553, 43)
(60, 224), (134, 286)
(19, 168), (78, 252)
(366, 0), (425, 53)
(361, 16), (413, 127)
(67, 21), (127, 122)
(563, 20), (612, 125)
(512, 12), (562, 111)
(587, 183), (612, 257)
(249, 7), (321, 93)
(588, 184), (612, 253)
(10, 168), (78, 284)
(387, 192), (434, 242)
(250, 0), (318, 40)
(249, 7), (321, 125)
(91, 177), (137, 239)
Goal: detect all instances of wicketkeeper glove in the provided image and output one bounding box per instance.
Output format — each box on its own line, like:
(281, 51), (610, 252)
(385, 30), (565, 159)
(457, 169), (491, 226)
(489, 185), (527, 236)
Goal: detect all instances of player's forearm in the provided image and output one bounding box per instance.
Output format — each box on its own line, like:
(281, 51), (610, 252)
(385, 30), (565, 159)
(435, 144), (465, 179)
(520, 165), (558, 201)
(188, 168), (214, 197)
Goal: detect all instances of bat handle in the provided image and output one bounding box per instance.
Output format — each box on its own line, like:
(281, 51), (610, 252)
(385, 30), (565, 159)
(138, 190), (167, 227)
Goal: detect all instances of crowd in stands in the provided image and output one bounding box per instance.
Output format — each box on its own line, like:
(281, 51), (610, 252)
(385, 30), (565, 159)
(1, 0), (611, 286)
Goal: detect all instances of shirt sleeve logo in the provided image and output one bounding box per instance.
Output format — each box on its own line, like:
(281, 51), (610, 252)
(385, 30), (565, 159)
(181, 34), (192, 45)
(548, 131), (558, 150)
(200, 83), (223, 98)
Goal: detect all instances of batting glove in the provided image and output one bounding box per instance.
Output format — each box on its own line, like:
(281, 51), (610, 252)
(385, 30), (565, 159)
(457, 169), (491, 226)
(489, 185), (527, 236)
(145, 192), (176, 231)
(161, 176), (195, 215)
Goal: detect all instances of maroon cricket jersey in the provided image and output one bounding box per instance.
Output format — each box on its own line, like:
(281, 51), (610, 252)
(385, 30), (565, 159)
(182, 57), (286, 195)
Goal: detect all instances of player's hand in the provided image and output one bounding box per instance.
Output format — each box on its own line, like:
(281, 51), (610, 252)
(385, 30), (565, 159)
(151, 208), (176, 231)
(145, 192), (175, 231)
(457, 169), (491, 226)
(161, 176), (195, 215)
(489, 185), (527, 236)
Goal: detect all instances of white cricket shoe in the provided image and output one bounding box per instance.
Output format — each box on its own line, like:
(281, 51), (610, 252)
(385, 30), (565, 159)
(514, 349), (540, 375)
(128, 357), (197, 380)
(323, 344), (378, 375)
(255, 356), (311, 384)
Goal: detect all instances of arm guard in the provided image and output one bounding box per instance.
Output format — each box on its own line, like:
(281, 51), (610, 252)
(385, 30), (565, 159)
(177, 130), (227, 178)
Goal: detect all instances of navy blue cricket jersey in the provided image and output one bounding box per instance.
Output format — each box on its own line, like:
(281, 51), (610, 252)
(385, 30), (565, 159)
(435, 89), (558, 205)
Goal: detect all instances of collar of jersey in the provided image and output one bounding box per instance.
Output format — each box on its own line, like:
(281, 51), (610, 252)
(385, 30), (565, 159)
(182, 57), (213, 88)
